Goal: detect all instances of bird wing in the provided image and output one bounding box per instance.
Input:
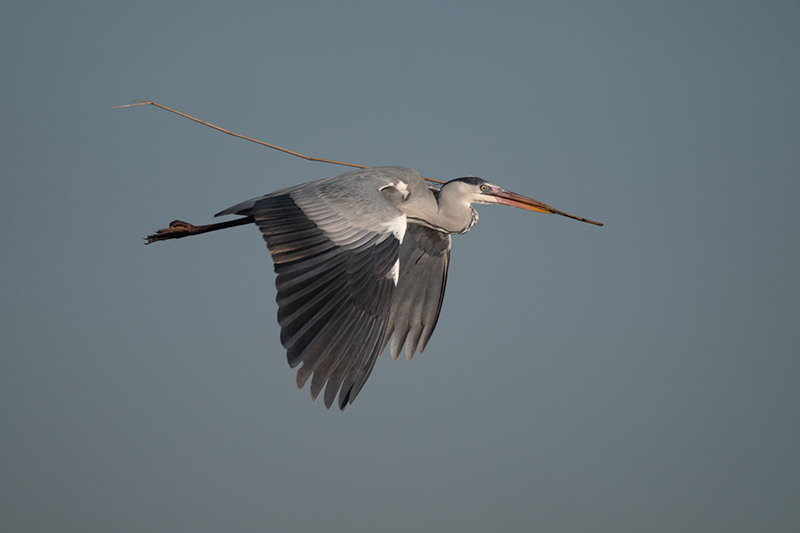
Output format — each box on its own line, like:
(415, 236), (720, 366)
(382, 223), (451, 362)
(248, 169), (410, 410)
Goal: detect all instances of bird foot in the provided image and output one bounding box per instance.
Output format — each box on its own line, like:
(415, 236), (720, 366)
(144, 220), (197, 244)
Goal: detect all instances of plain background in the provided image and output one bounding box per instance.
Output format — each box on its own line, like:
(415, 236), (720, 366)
(2, 1), (799, 531)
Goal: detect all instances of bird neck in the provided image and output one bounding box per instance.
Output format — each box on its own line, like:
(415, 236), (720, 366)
(421, 186), (479, 235)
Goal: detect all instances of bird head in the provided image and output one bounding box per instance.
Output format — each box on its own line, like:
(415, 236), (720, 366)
(443, 177), (603, 226)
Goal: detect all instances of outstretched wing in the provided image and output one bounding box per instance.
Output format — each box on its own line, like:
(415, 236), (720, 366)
(248, 170), (411, 410)
(383, 223), (451, 362)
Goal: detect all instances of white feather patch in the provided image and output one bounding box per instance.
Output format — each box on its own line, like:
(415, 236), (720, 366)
(383, 214), (407, 244)
(395, 180), (409, 200)
(384, 214), (405, 285)
(388, 259), (400, 285)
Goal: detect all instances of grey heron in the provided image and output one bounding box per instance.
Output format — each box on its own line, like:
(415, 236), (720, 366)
(146, 166), (601, 410)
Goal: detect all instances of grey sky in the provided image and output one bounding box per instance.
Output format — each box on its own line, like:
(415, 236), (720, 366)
(2, 1), (799, 531)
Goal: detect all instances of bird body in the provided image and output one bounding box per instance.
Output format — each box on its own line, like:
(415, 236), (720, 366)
(216, 167), (456, 408)
(146, 166), (601, 409)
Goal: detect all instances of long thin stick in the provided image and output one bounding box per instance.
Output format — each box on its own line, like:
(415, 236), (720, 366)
(112, 100), (448, 184)
(112, 100), (368, 169)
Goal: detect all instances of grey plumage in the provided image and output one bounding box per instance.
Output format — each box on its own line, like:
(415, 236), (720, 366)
(147, 165), (601, 410)
(218, 167), (449, 409)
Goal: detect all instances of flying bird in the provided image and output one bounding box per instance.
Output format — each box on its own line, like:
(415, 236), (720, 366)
(146, 166), (601, 410)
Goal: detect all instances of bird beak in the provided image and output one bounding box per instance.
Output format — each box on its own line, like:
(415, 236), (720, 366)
(488, 187), (604, 227)
(490, 188), (557, 214)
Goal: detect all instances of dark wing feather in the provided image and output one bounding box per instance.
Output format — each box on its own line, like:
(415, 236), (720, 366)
(253, 193), (400, 410)
(383, 224), (451, 361)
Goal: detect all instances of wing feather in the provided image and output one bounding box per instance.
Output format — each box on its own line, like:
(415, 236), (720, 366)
(383, 224), (451, 361)
(252, 182), (403, 409)
(216, 167), (444, 409)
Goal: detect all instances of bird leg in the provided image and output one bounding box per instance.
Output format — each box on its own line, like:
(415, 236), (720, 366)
(145, 215), (255, 244)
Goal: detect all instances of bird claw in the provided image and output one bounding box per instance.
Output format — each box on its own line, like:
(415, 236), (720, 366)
(144, 220), (196, 244)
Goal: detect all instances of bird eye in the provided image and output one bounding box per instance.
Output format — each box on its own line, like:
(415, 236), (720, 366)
(480, 184), (488, 192)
